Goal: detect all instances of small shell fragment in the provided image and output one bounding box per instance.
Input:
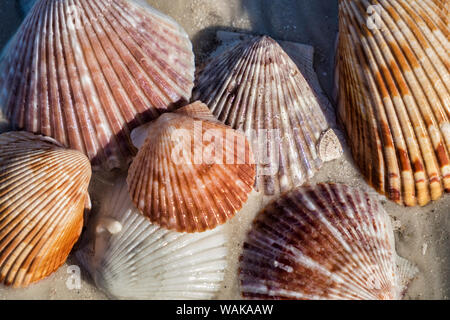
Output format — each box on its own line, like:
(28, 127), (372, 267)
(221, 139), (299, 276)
(317, 129), (344, 162)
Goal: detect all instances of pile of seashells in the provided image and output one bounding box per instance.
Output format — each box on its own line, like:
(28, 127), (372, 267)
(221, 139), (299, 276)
(0, 0), (447, 300)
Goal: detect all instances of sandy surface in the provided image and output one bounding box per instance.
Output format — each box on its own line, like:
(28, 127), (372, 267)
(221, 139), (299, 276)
(0, 0), (448, 300)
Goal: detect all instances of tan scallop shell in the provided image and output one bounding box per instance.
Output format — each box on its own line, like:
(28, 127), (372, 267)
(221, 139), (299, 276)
(0, 0), (194, 169)
(127, 101), (256, 233)
(240, 183), (418, 300)
(0, 131), (91, 287)
(336, 0), (449, 206)
(77, 175), (228, 299)
(193, 35), (342, 195)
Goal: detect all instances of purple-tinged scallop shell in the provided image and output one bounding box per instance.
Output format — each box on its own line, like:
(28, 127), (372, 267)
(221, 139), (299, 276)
(240, 183), (418, 300)
(336, 0), (449, 206)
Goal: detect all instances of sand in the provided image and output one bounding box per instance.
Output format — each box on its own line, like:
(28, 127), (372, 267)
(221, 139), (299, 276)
(0, 0), (448, 300)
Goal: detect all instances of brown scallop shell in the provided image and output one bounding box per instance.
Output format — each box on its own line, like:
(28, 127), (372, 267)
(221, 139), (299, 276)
(127, 101), (256, 233)
(0, 0), (194, 169)
(336, 0), (449, 206)
(239, 183), (418, 300)
(0, 131), (91, 287)
(193, 35), (342, 196)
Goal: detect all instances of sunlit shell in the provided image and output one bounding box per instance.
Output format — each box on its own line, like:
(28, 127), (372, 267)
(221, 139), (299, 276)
(0, 131), (91, 287)
(127, 101), (256, 233)
(193, 35), (342, 196)
(337, 0), (449, 206)
(240, 183), (418, 300)
(76, 175), (227, 299)
(0, 0), (194, 169)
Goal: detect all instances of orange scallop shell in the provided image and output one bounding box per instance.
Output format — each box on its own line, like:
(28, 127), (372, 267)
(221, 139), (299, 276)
(127, 101), (256, 233)
(0, 0), (194, 169)
(0, 131), (91, 287)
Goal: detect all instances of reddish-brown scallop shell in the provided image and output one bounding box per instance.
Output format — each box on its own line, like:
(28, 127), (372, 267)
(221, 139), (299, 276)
(336, 0), (449, 206)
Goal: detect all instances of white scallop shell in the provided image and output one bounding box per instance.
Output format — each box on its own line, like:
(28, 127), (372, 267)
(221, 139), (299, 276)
(240, 183), (418, 300)
(0, 0), (194, 169)
(76, 175), (228, 299)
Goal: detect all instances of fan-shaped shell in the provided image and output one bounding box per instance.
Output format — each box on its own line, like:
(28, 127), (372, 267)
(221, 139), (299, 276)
(336, 0), (449, 206)
(0, 131), (91, 287)
(127, 101), (256, 233)
(193, 35), (342, 195)
(240, 183), (418, 300)
(77, 175), (228, 300)
(0, 0), (194, 169)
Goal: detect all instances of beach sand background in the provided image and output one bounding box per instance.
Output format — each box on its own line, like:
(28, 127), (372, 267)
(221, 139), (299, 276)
(0, 0), (448, 300)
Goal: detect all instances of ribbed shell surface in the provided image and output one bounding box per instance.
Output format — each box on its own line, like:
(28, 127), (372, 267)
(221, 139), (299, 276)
(0, 0), (195, 169)
(240, 183), (418, 300)
(76, 176), (227, 300)
(193, 36), (341, 195)
(337, 0), (449, 206)
(127, 102), (256, 233)
(0, 131), (91, 287)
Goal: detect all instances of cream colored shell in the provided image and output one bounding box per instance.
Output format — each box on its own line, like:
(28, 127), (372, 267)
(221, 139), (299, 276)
(77, 175), (228, 299)
(127, 101), (256, 232)
(337, 0), (449, 206)
(193, 35), (342, 195)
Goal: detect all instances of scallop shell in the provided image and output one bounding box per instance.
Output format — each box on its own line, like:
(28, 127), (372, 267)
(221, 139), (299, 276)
(127, 101), (256, 233)
(0, 131), (91, 287)
(337, 0), (449, 206)
(239, 183), (418, 300)
(193, 35), (342, 196)
(0, 0), (195, 169)
(76, 175), (228, 300)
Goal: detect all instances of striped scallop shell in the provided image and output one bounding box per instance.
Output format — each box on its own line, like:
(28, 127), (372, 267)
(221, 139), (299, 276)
(19, 0), (37, 15)
(127, 101), (256, 233)
(337, 0), (449, 206)
(240, 183), (418, 300)
(76, 175), (227, 300)
(193, 35), (342, 196)
(0, 0), (194, 169)
(0, 131), (91, 287)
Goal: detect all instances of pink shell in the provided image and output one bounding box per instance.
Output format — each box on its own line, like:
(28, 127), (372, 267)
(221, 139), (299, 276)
(0, 131), (91, 287)
(0, 0), (195, 169)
